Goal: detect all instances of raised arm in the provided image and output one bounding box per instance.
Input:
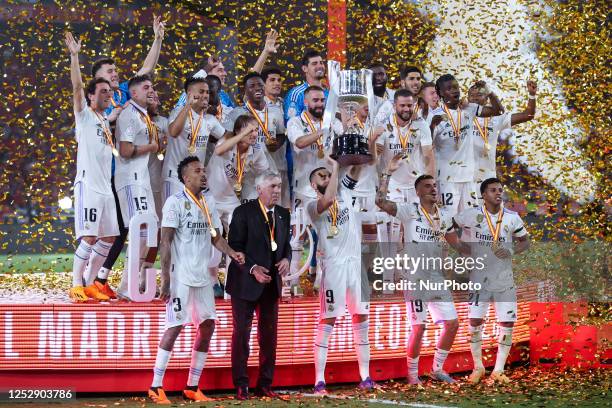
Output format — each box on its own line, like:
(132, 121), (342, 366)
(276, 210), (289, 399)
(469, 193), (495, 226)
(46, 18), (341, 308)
(64, 32), (85, 113)
(375, 154), (401, 217)
(214, 123), (257, 155)
(136, 15), (165, 76)
(316, 156), (339, 214)
(510, 80), (537, 126)
(168, 94), (195, 138)
(251, 29), (279, 73)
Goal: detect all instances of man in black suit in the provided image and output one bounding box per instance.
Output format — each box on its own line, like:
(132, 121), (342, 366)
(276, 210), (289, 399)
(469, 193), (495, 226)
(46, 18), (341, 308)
(226, 170), (291, 400)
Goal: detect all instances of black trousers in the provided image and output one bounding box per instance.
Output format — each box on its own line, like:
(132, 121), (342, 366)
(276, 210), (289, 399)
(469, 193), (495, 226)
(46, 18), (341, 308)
(230, 281), (279, 388)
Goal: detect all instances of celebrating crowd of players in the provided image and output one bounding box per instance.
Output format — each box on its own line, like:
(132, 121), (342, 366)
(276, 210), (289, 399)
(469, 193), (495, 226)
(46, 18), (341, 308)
(64, 20), (537, 403)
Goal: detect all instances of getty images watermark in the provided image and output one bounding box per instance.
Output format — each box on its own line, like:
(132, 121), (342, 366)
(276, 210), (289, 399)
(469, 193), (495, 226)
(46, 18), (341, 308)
(370, 253), (486, 292)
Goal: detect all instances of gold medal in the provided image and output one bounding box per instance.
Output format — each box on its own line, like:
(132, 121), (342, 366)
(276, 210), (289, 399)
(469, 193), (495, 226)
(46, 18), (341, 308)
(157, 152), (164, 161)
(318, 149), (324, 159)
(209, 227), (217, 238)
(93, 110), (117, 156)
(111, 148), (119, 157)
(188, 109), (204, 157)
(484, 142), (491, 150)
(271, 240), (278, 251)
(188, 145), (196, 154)
(330, 225), (339, 236)
(233, 183), (242, 194)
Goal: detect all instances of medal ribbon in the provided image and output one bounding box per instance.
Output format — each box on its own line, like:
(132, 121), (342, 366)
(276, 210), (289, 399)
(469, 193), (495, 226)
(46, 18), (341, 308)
(93, 110), (116, 152)
(442, 104), (462, 145)
(216, 104), (223, 120)
(303, 112), (324, 154)
(245, 101), (272, 141)
(134, 103), (159, 145)
(473, 117), (490, 146)
(393, 114), (412, 150)
(482, 206), (504, 243)
(235, 148), (246, 184)
(420, 205), (444, 242)
(257, 199), (276, 246)
(184, 188), (215, 233)
(188, 109), (204, 152)
(110, 89), (122, 109)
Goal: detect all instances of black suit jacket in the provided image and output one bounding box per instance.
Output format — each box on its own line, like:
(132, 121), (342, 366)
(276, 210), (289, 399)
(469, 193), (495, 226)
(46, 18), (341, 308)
(226, 200), (292, 301)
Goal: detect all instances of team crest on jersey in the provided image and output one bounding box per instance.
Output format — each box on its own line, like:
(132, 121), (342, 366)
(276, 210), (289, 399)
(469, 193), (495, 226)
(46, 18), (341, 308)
(477, 214), (484, 223)
(185, 201), (191, 210)
(84, 223), (90, 230)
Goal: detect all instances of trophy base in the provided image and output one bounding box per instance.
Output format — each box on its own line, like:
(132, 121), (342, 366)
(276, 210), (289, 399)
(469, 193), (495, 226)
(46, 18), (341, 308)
(331, 133), (372, 167)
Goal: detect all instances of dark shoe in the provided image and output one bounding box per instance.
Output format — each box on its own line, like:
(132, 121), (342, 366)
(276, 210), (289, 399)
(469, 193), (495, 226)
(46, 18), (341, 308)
(236, 386), (249, 401)
(254, 386), (279, 398)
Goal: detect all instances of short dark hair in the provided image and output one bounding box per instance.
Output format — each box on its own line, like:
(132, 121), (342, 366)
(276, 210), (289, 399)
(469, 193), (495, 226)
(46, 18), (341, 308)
(184, 76), (207, 93)
(242, 72), (263, 87)
(177, 156), (200, 184)
(305, 85), (325, 97)
(309, 166), (328, 182)
(205, 74), (221, 86)
(85, 78), (111, 105)
(369, 62), (386, 70)
(421, 81), (435, 90)
(128, 74), (152, 90)
(400, 66), (422, 80)
(414, 174), (434, 189)
(261, 66), (282, 82)
(302, 49), (323, 66)
(435, 74), (456, 94)
(480, 177), (502, 194)
(234, 114), (257, 134)
(91, 57), (115, 78)
(394, 88), (416, 101)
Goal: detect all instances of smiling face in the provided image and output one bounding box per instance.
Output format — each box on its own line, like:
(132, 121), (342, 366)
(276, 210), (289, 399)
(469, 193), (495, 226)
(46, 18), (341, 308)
(90, 82), (112, 111)
(130, 80), (154, 108)
(421, 85), (440, 108)
(394, 95), (415, 122)
(306, 90), (326, 118)
(402, 71), (422, 94)
(264, 73), (283, 98)
(371, 66), (388, 91)
(188, 81), (210, 112)
(245, 76), (265, 105)
(95, 63), (119, 90)
(438, 79), (461, 107)
(257, 176), (282, 207)
(303, 55), (326, 81)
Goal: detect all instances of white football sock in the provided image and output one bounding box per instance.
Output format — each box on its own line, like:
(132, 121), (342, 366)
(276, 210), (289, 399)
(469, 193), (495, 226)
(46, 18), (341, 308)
(469, 325), (484, 370)
(151, 347), (172, 388)
(352, 320), (370, 381)
(85, 240), (112, 285)
(187, 351), (208, 387)
(494, 326), (514, 372)
(432, 348), (450, 373)
(72, 240), (93, 287)
(314, 323), (334, 384)
(407, 356), (419, 380)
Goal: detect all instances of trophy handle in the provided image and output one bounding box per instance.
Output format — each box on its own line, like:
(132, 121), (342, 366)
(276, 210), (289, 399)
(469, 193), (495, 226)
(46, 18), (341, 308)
(322, 60), (341, 132)
(364, 68), (375, 124)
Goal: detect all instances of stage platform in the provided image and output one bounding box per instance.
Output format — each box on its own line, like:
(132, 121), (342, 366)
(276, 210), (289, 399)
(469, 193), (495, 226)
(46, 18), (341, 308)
(0, 286), (551, 392)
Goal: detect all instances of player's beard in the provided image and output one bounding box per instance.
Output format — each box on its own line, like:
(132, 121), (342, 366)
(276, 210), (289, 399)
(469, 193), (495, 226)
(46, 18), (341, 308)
(309, 107), (324, 119)
(316, 184), (326, 195)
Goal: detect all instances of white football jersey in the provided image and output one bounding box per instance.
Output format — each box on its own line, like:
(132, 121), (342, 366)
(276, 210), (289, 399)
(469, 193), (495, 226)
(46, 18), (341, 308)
(223, 105), (285, 171)
(115, 101), (153, 190)
(288, 112), (343, 199)
(376, 114), (433, 189)
(352, 121), (378, 197)
(453, 206), (528, 292)
(396, 203), (454, 280)
(206, 138), (269, 206)
(472, 113), (511, 182)
(148, 115), (168, 193)
(371, 89), (395, 120)
(432, 103), (481, 183)
(162, 107), (225, 184)
(306, 176), (361, 262)
(74, 107), (113, 194)
(161, 189), (222, 287)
